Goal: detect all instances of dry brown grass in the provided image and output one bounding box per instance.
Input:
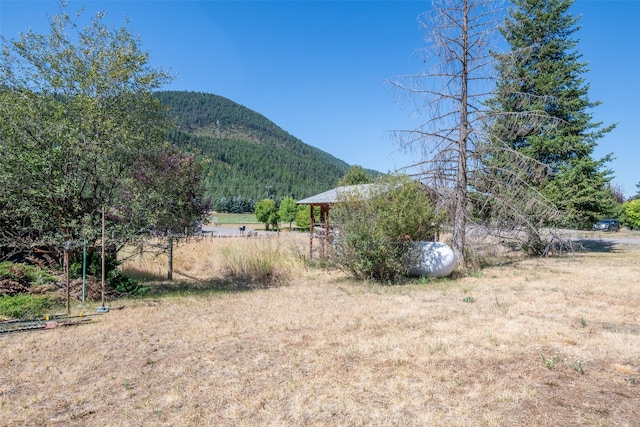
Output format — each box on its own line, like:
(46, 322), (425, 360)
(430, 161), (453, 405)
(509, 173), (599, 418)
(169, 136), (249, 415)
(119, 233), (308, 288)
(1, 237), (639, 426)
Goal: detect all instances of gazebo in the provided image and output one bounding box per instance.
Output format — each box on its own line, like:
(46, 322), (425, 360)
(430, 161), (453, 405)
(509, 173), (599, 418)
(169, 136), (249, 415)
(297, 184), (377, 260)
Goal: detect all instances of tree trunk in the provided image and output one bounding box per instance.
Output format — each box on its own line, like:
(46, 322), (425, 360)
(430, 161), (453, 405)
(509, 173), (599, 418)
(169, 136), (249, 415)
(452, 0), (470, 271)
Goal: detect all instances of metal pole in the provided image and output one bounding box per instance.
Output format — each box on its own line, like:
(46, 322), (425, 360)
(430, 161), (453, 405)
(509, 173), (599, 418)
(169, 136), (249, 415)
(101, 206), (105, 308)
(82, 239), (86, 304)
(309, 204), (314, 260)
(167, 236), (173, 280)
(64, 242), (70, 315)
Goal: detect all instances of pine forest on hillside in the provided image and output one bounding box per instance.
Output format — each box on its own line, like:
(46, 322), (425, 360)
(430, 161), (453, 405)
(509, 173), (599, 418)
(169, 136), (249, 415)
(155, 91), (353, 211)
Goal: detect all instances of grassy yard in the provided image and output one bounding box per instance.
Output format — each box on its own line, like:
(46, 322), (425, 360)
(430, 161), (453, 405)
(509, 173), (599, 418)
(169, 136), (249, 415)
(1, 236), (639, 426)
(208, 212), (261, 226)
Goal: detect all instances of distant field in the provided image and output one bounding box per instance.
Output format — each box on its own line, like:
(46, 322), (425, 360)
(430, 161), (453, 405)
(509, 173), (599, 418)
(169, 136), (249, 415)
(207, 212), (260, 225)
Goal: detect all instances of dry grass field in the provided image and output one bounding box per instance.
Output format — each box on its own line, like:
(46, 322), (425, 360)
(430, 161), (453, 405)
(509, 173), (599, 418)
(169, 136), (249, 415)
(1, 233), (639, 426)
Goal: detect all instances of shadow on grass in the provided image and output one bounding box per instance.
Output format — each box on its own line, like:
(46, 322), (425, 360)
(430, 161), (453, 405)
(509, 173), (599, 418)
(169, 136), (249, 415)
(144, 279), (258, 297)
(123, 268), (263, 296)
(573, 239), (619, 253)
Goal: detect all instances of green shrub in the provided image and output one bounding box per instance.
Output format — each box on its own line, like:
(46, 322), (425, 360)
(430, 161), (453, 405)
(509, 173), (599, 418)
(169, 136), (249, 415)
(0, 261), (57, 286)
(0, 294), (56, 319)
(69, 252), (147, 297)
(109, 270), (148, 297)
(621, 199), (640, 230)
(69, 251), (118, 280)
(295, 205), (320, 229)
(331, 175), (441, 282)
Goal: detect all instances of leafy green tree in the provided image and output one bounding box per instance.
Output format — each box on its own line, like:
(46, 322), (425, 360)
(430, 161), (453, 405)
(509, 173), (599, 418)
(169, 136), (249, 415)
(622, 199), (640, 230)
(338, 165), (373, 186)
(295, 206), (320, 229)
(254, 199), (279, 230)
(489, 0), (616, 229)
(331, 175), (440, 282)
(278, 197), (298, 230)
(268, 211), (280, 230)
(0, 6), (206, 262)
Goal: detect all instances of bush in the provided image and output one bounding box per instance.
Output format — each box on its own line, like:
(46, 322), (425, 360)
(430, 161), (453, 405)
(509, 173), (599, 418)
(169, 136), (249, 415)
(0, 294), (56, 319)
(70, 252), (147, 297)
(0, 261), (57, 286)
(109, 270), (148, 297)
(621, 199), (640, 230)
(295, 205), (320, 229)
(330, 175), (441, 282)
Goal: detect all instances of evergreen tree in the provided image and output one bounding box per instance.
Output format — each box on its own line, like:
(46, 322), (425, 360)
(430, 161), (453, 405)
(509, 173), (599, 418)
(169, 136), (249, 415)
(214, 197), (227, 213)
(633, 182), (640, 201)
(155, 91), (352, 203)
(489, 0), (616, 228)
(337, 165), (373, 186)
(231, 196), (245, 213)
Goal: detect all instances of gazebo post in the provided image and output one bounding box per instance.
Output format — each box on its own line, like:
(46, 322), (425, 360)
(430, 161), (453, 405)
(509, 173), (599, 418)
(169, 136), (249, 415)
(322, 205), (330, 258)
(309, 203), (315, 260)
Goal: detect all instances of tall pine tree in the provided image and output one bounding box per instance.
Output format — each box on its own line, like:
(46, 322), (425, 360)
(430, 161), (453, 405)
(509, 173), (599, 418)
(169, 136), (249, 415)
(488, 0), (616, 228)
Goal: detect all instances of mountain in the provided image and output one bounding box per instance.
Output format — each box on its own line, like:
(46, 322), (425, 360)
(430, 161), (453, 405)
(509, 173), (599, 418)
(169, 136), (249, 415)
(154, 90), (351, 211)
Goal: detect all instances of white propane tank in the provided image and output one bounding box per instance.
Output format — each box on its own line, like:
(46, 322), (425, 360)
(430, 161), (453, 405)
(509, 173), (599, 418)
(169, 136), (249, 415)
(408, 241), (457, 278)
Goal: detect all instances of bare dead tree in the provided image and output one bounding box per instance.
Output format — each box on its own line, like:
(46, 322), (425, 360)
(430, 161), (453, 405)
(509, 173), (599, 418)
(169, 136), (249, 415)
(390, 0), (567, 268)
(390, 0), (501, 269)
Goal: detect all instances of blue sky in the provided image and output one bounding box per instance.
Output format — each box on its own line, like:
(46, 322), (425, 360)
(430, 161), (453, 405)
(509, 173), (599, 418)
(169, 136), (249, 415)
(1, 0), (638, 197)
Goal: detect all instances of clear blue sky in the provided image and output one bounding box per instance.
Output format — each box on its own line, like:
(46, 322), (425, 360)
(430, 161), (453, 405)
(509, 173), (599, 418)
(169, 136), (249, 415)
(1, 0), (638, 198)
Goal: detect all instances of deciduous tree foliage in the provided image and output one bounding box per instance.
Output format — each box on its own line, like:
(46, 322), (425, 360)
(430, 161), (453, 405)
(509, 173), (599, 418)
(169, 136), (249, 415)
(277, 197), (299, 230)
(125, 147), (208, 236)
(254, 199), (279, 230)
(295, 205), (320, 230)
(622, 199), (640, 230)
(0, 6), (207, 262)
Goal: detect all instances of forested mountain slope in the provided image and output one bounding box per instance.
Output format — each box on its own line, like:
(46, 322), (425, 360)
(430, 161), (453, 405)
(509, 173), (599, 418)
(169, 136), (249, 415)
(155, 91), (351, 210)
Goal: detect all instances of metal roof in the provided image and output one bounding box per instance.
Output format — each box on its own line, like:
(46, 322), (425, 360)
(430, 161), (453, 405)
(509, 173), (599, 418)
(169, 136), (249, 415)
(297, 183), (379, 205)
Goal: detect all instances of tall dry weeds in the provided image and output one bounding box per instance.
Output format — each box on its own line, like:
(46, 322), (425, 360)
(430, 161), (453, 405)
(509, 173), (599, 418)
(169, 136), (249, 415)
(119, 233), (308, 288)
